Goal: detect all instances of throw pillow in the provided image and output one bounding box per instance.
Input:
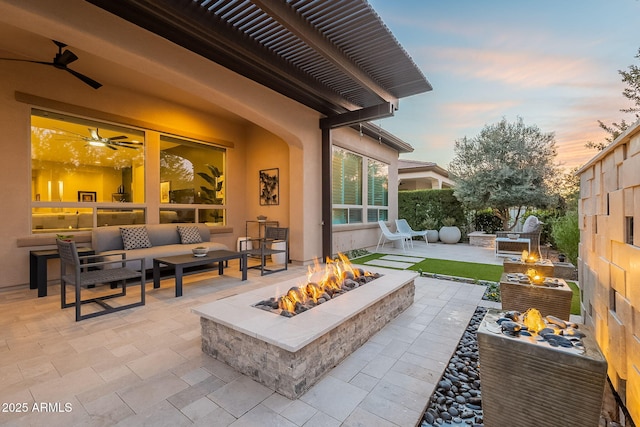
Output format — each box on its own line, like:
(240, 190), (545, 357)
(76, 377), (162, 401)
(522, 216), (540, 233)
(120, 226), (152, 250)
(177, 225), (202, 244)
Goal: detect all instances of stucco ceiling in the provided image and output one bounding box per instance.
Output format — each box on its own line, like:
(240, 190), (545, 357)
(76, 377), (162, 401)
(0, 20), (249, 125)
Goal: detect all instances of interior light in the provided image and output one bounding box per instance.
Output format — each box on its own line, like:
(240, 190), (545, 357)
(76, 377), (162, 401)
(89, 140), (106, 147)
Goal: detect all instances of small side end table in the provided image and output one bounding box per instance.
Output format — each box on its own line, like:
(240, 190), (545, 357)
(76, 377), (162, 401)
(30, 247), (95, 297)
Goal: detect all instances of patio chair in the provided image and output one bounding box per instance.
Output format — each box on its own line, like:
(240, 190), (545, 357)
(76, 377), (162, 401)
(395, 218), (429, 247)
(376, 220), (411, 251)
(496, 216), (543, 257)
(244, 226), (289, 276)
(57, 239), (146, 321)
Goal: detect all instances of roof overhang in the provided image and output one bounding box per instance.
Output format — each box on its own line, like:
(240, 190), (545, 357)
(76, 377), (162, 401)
(84, 0), (432, 119)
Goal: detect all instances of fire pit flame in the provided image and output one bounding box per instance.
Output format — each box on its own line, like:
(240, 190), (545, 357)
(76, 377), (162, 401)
(492, 308), (585, 352)
(256, 253), (381, 317)
(522, 308), (546, 333)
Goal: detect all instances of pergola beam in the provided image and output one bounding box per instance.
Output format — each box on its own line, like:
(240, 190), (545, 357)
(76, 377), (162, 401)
(319, 102), (394, 130)
(252, 0), (399, 108)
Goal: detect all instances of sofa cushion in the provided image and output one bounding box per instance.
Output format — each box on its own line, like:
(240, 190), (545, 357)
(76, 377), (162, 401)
(177, 225), (203, 244)
(120, 226), (152, 250)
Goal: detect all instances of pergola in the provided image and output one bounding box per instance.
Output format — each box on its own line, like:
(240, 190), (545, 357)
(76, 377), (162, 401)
(86, 0), (433, 258)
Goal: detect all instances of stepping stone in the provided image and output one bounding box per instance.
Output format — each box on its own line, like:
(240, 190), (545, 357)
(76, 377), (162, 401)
(380, 255), (425, 263)
(364, 259), (415, 269)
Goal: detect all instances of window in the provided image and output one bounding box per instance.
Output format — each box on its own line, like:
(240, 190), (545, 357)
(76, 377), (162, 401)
(160, 135), (226, 225)
(367, 159), (388, 222)
(332, 146), (388, 224)
(30, 109), (145, 233)
(332, 147), (362, 224)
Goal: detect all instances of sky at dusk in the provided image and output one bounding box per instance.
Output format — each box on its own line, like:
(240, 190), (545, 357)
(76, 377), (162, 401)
(368, 0), (640, 171)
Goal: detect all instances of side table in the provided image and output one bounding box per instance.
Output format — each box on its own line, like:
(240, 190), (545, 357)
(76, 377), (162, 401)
(30, 247), (95, 297)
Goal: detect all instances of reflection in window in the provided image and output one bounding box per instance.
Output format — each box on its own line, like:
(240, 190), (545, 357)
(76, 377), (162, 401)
(31, 207), (93, 233)
(160, 135), (226, 225)
(31, 109), (145, 204)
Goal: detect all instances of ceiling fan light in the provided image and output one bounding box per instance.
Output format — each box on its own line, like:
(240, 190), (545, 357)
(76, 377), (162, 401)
(89, 140), (106, 147)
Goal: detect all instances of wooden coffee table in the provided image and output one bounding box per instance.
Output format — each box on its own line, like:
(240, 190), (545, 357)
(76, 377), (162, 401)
(153, 250), (247, 297)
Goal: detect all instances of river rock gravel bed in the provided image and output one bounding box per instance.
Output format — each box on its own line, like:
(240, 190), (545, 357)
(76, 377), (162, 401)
(420, 307), (486, 427)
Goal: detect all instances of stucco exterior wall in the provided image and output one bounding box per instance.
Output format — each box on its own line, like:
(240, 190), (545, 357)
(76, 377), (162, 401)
(578, 120), (640, 421)
(0, 0), (399, 288)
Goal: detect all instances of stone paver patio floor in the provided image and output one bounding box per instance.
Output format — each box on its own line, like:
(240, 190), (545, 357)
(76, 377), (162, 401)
(0, 243), (503, 426)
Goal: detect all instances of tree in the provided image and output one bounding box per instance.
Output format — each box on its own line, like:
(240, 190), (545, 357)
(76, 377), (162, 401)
(586, 47), (640, 151)
(448, 117), (558, 230)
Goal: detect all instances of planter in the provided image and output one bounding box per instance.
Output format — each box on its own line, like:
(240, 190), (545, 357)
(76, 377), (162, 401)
(426, 229), (439, 243)
(439, 226), (461, 244)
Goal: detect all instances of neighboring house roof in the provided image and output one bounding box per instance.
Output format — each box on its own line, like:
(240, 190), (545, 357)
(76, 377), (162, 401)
(398, 159), (450, 178)
(86, 0), (432, 117)
(398, 159), (454, 189)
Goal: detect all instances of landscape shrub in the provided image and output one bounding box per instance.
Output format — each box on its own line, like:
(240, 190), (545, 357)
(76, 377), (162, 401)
(398, 189), (467, 233)
(551, 211), (579, 264)
(473, 210), (503, 233)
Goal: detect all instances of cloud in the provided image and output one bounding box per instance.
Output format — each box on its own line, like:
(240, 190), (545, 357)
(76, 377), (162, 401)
(421, 46), (600, 90)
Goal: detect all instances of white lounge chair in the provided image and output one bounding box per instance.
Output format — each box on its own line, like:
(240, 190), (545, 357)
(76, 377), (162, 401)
(396, 218), (429, 247)
(376, 220), (411, 251)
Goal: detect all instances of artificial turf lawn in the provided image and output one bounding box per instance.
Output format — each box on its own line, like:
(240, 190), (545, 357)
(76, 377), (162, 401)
(567, 281), (581, 315)
(408, 258), (504, 282)
(350, 253), (580, 315)
(349, 254), (504, 281)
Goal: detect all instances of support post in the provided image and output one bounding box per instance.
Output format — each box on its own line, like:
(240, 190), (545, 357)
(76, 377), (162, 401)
(321, 126), (332, 261)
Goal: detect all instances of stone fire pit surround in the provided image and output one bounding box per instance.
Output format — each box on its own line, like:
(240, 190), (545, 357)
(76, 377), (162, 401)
(192, 268), (417, 399)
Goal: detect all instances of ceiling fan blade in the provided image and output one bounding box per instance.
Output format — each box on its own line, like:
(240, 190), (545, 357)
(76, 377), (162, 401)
(106, 144), (118, 150)
(115, 144), (140, 150)
(109, 135), (129, 141)
(65, 68), (102, 89)
(89, 128), (100, 140)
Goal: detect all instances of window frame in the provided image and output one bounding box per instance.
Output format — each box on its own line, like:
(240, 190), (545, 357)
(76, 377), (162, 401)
(331, 145), (389, 225)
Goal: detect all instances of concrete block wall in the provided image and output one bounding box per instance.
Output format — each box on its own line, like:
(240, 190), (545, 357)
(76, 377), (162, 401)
(578, 120), (640, 421)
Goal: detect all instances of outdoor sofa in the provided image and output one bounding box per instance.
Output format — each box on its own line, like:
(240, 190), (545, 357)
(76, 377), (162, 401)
(92, 223), (228, 271)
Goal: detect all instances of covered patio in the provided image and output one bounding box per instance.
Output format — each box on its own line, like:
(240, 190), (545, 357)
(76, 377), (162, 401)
(1, 243), (497, 426)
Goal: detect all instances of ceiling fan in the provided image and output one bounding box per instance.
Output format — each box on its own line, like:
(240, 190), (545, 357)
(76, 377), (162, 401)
(83, 128), (143, 150)
(0, 40), (102, 89)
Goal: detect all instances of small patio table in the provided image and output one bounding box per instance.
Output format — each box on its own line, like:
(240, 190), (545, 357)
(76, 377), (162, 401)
(153, 250), (247, 297)
(30, 246), (95, 297)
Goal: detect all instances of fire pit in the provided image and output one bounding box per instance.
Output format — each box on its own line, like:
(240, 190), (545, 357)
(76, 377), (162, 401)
(192, 266), (416, 398)
(254, 254), (382, 317)
(478, 308), (607, 427)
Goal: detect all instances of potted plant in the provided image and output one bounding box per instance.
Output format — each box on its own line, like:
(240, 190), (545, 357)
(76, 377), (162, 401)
(439, 217), (461, 244)
(421, 217), (439, 243)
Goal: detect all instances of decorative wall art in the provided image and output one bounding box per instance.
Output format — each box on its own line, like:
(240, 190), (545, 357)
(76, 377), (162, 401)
(259, 168), (279, 205)
(78, 191), (96, 202)
(160, 181), (171, 203)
